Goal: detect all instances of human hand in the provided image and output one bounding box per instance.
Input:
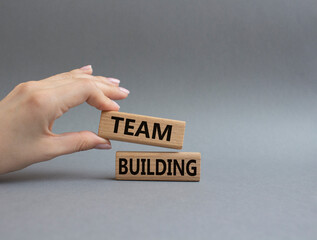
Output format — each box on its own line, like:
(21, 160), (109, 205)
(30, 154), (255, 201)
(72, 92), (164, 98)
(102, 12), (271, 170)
(0, 65), (129, 174)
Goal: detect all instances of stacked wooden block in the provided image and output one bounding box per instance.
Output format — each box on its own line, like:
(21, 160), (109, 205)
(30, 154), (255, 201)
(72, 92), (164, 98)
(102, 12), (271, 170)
(98, 111), (201, 181)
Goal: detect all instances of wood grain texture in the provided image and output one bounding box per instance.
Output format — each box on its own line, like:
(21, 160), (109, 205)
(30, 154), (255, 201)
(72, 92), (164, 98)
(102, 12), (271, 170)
(116, 152), (201, 181)
(98, 111), (186, 149)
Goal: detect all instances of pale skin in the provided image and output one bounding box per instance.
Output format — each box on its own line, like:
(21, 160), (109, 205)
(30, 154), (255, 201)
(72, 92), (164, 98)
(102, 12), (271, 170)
(0, 65), (129, 174)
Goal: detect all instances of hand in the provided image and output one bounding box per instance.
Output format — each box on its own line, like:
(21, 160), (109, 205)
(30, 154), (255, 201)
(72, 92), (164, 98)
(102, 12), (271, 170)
(0, 65), (129, 174)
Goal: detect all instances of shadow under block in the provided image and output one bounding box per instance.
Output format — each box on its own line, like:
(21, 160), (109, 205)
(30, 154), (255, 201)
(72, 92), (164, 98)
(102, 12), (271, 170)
(116, 152), (201, 181)
(98, 111), (186, 149)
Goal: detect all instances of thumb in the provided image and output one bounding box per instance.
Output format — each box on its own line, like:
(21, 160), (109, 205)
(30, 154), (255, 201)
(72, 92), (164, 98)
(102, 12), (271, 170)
(50, 131), (111, 156)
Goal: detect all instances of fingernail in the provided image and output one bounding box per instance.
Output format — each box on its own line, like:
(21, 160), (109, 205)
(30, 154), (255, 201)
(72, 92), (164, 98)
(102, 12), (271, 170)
(119, 87), (130, 94)
(108, 78), (120, 84)
(94, 143), (112, 149)
(112, 100), (120, 109)
(80, 65), (92, 71)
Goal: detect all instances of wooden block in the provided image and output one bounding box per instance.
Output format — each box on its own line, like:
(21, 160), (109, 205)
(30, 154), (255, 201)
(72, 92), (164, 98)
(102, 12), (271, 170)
(98, 111), (186, 149)
(116, 152), (201, 181)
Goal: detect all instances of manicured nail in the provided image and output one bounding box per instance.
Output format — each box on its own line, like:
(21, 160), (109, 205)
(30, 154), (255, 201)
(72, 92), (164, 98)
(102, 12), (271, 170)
(112, 100), (120, 109)
(94, 143), (112, 149)
(80, 65), (92, 71)
(108, 78), (120, 84)
(119, 87), (130, 94)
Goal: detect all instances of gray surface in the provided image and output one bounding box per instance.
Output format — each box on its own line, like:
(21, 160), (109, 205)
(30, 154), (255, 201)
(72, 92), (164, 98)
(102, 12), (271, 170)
(0, 0), (317, 239)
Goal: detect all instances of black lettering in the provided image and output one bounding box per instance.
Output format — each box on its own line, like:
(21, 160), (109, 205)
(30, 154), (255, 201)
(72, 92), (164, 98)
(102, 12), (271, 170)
(152, 123), (172, 141)
(130, 158), (139, 175)
(186, 160), (197, 176)
(173, 159), (185, 176)
(167, 159), (172, 175)
(111, 116), (124, 133)
(147, 158), (154, 175)
(135, 121), (150, 138)
(156, 159), (166, 175)
(119, 158), (128, 174)
(124, 118), (135, 135)
(141, 158), (146, 175)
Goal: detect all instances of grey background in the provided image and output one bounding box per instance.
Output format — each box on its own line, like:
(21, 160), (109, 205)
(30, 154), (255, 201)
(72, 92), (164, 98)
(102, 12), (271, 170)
(0, 0), (316, 239)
